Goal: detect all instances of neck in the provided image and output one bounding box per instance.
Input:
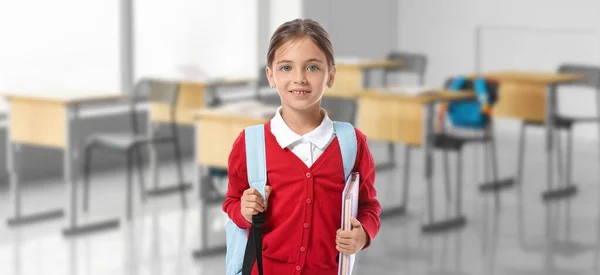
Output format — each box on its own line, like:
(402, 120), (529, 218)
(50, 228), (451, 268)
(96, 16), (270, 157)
(280, 104), (324, 136)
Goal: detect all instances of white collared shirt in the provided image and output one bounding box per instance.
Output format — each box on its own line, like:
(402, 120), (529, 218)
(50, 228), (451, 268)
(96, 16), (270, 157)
(270, 106), (335, 168)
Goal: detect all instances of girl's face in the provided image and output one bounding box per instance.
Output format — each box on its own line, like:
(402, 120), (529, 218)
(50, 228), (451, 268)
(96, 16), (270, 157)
(266, 36), (335, 112)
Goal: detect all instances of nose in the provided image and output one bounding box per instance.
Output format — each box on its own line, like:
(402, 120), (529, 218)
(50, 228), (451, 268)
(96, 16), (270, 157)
(294, 70), (307, 84)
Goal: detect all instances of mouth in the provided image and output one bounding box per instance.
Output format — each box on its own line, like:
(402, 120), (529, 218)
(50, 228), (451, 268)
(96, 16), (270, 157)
(289, 90), (311, 95)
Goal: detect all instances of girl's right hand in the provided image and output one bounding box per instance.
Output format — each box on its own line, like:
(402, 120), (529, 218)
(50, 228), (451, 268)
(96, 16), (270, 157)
(240, 186), (272, 223)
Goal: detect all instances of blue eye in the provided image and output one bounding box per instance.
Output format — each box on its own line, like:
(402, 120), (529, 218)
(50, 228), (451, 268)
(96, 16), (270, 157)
(307, 65), (319, 71)
(280, 65), (291, 72)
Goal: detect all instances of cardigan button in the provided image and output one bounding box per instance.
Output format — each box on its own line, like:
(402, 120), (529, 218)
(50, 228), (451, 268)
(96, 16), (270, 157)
(296, 265), (302, 271)
(300, 246), (306, 252)
(303, 223), (309, 229)
(306, 172), (311, 179)
(306, 198), (312, 204)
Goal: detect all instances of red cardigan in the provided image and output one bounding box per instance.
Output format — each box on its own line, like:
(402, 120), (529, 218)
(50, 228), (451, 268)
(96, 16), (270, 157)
(223, 122), (381, 274)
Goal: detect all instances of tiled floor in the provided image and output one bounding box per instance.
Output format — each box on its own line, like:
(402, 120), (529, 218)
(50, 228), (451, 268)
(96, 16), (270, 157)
(0, 129), (599, 275)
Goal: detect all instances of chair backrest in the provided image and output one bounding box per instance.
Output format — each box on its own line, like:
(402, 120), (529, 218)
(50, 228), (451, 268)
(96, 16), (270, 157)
(556, 63), (600, 90)
(385, 52), (428, 85)
(258, 65), (270, 88)
(130, 78), (181, 134)
(321, 96), (358, 124)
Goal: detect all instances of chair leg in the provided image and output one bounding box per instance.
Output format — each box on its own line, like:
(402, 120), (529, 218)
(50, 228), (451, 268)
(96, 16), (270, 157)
(83, 146), (93, 212)
(443, 150), (452, 203)
(456, 149), (463, 217)
(555, 129), (564, 186)
(516, 122), (527, 186)
(134, 146), (147, 203)
(426, 165), (435, 226)
(400, 145), (411, 210)
(489, 136), (501, 209)
(172, 136), (188, 209)
(566, 127), (573, 187)
(126, 149), (134, 221)
(597, 91), (600, 163)
(387, 143), (396, 167)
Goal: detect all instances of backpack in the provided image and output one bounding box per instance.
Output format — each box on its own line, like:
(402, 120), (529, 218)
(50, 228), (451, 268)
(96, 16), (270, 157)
(444, 76), (499, 130)
(225, 121), (358, 275)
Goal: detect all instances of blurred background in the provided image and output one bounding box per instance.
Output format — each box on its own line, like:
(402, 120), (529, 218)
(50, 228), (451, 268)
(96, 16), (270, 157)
(1, 0), (600, 274)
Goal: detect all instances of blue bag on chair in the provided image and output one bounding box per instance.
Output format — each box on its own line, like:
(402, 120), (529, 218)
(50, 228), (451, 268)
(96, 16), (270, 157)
(446, 76), (499, 130)
(225, 122), (358, 275)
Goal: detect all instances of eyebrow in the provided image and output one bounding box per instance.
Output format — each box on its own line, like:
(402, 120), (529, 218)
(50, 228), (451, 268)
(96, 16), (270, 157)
(276, 58), (325, 64)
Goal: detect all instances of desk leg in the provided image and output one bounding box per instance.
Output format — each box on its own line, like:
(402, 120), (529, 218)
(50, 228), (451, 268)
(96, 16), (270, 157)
(62, 105), (120, 236)
(145, 121), (192, 198)
(6, 112), (64, 226)
(192, 123), (227, 258)
(478, 122), (515, 193)
(542, 85), (577, 201)
(421, 103), (466, 233)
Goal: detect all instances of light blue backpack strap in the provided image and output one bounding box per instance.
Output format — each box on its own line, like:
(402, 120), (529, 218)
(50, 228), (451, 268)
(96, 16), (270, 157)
(332, 121), (358, 181)
(449, 76), (466, 92)
(225, 124), (267, 275)
(244, 124), (267, 199)
(473, 77), (489, 104)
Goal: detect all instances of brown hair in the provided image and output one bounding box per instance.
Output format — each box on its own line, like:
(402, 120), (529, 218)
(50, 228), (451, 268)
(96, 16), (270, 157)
(267, 18), (335, 68)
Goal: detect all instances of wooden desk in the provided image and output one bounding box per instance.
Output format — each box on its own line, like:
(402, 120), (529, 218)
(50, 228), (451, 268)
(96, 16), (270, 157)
(326, 58), (404, 98)
(145, 76), (254, 196)
(190, 101), (279, 257)
(149, 77), (255, 126)
(1, 91), (123, 235)
(356, 87), (477, 231)
(474, 71), (584, 200)
(357, 88), (475, 146)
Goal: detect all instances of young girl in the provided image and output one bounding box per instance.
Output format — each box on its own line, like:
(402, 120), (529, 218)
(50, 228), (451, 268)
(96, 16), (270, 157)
(222, 18), (381, 275)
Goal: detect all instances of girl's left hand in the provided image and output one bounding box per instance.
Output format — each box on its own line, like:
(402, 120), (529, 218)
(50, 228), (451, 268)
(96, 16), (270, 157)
(335, 217), (367, 255)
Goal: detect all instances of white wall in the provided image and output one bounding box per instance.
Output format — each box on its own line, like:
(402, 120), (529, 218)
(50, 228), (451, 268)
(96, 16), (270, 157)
(398, 0), (600, 141)
(304, 0), (398, 59)
(269, 0), (303, 36)
(0, 0), (258, 106)
(0, 0), (119, 94)
(136, 0), (257, 81)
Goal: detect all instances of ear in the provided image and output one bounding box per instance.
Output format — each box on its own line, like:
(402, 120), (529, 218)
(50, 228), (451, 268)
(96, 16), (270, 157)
(327, 65), (336, 88)
(266, 66), (275, 88)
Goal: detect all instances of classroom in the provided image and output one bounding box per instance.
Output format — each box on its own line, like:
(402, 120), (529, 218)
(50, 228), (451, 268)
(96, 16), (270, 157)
(0, 1), (599, 274)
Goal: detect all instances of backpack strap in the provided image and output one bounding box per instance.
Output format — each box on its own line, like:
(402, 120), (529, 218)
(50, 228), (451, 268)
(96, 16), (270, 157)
(244, 125), (267, 198)
(449, 76), (467, 91)
(332, 121), (358, 181)
(242, 124), (267, 275)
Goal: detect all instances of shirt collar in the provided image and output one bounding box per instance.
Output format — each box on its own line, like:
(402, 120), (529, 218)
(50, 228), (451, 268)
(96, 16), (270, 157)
(270, 106), (334, 150)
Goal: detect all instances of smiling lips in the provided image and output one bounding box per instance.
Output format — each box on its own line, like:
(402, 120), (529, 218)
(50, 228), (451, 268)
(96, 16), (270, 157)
(290, 90), (311, 95)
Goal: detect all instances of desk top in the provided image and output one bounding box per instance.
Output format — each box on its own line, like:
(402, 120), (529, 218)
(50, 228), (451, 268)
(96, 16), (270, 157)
(362, 87), (476, 104)
(146, 74), (254, 88)
(473, 71), (584, 84)
(0, 91), (124, 104)
(335, 57), (403, 69)
(192, 101), (279, 121)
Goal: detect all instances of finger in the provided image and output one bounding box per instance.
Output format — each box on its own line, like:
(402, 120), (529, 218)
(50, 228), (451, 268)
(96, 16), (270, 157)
(242, 202), (264, 213)
(336, 236), (353, 246)
(243, 195), (264, 207)
(338, 230), (353, 239)
(336, 245), (353, 255)
(264, 186), (272, 205)
(350, 217), (362, 229)
(243, 188), (257, 195)
(245, 188), (263, 199)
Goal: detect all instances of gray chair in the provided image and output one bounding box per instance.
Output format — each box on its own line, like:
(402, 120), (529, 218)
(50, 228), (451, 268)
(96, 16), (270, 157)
(82, 79), (188, 220)
(389, 77), (505, 233)
(382, 52), (428, 169)
(516, 64), (600, 201)
(321, 96), (357, 124)
(383, 51), (428, 86)
(255, 65), (271, 100)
